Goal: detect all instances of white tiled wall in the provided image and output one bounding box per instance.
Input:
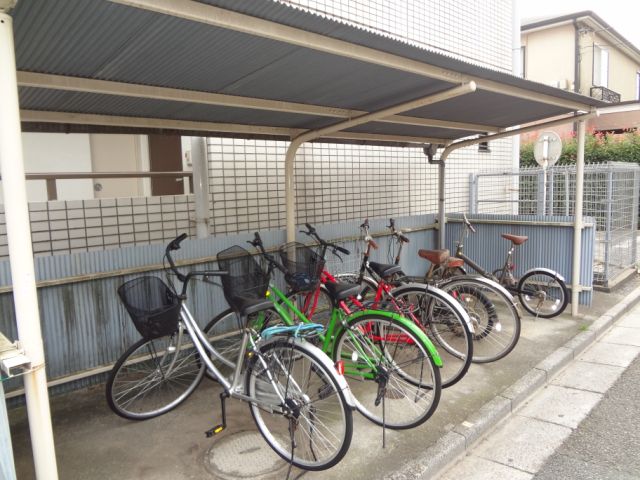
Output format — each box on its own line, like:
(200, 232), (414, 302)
(282, 0), (513, 71)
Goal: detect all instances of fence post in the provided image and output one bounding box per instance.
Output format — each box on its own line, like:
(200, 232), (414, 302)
(603, 169), (613, 283)
(565, 171), (570, 217)
(547, 168), (555, 215)
(469, 173), (478, 214)
(632, 168), (639, 265)
(536, 170), (545, 215)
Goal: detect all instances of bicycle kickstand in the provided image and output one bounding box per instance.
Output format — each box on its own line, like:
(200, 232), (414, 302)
(205, 391), (229, 438)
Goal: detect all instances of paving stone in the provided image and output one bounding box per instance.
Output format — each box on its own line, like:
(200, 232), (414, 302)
(600, 326), (640, 347)
(440, 455), (533, 480)
(578, 342), (640, 368)
(474, 416), (571, 474)
(518, 385), (602, 429)
(617, 314), (640, 329)
(551, 361), (623, 393)
(500, 369), (547, 410)
(535, 347), (573, 378)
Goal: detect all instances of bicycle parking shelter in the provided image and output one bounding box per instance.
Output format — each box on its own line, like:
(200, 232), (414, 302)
(0, 0), (607, 478)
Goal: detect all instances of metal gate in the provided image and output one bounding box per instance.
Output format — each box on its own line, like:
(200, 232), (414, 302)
(469, 162), (640, 286)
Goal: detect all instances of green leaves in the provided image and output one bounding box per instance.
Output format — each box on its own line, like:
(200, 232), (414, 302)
(520, 130), (640, 167)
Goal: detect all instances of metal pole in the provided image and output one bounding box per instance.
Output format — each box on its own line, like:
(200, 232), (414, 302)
(469, 173), (478, 214)
(571, 120), (586, 316)
(603, 169), (613, 283)
(0, 12), (59, 479)
(438, 161), (446, 248)
(285, 138), (303, 242)
(190, 137), (210, 238)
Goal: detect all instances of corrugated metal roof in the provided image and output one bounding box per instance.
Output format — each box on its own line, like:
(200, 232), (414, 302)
(10, 0), (607, 143)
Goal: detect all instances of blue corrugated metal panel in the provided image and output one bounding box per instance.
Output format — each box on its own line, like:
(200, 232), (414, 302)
(445, 214), (594, 305)
(1, 214), (590, 398)
(0, 382), (17, 479)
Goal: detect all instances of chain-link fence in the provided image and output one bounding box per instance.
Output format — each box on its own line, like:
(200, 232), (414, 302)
(469, 163), (640, 286)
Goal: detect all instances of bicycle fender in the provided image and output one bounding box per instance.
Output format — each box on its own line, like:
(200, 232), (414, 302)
(343, 309), (443, 368)
(438, 275), (517, 306)
(523, 267), (566, 283)
(391, 283), (476, 337)
(260, 336), (357, 409)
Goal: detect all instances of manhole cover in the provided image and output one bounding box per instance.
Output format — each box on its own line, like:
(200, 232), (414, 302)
(205, 430), (291, 479)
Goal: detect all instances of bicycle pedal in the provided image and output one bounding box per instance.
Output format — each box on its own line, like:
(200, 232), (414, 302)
(205, 424), (226, 438)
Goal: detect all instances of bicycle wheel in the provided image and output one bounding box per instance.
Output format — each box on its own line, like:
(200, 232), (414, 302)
(333, 313), (441, 429)
(391, 285), (472, 387)
(246, 339), (353, 471)
(517, 269), (568, 318)
(106, 327), (205, 420)
(439, 277), (521, 363)
(204, 308), (285, 382)
(286, 286), (334, 328)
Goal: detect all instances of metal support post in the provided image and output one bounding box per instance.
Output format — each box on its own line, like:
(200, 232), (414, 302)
(547, 169), (555, 216)
(469, 173), (478, 214)
(190, 137), (210, 238)
(0, 12), (59, 479)
(0, 381), (17, 480)
(571, 120), (586, 316)
(438, 161), (446, 248)
(285, 138), (304, 242)
(537, 170), (545, 215)
(603, 170), (613, 282)
(632, 169), (639, 265)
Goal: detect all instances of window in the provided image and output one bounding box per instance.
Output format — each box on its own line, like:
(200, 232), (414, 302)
(636, 72), (640, 100)
(519, 46), (526, 77)
(593, 45), (609, 88)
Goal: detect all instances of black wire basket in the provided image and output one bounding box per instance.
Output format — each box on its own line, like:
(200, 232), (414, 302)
(278, 242), (325, 293)
(216, 245), (270, 314)
(117, 276), (181, 339)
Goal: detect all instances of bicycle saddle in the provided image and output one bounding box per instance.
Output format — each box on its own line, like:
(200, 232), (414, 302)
(368, 261), (403, 278)
(324, 281), (363, 302)
(501, 234), (528, 245)
(228, 295), (275, 317)
(418, 249), (449, 265)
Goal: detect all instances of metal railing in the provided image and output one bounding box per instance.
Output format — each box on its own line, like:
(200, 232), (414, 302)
(590, 85), (621, 103)
(0, 171), (192, 201)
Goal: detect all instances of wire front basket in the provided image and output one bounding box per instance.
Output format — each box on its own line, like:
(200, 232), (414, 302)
(216, 245), (270, 313)
(117, 276), (181, 339)
(279, 242), (325, 293)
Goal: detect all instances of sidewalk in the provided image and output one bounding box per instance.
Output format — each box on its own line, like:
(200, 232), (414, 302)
(7, 277), (640, 480)
(438, 298), (640, 480)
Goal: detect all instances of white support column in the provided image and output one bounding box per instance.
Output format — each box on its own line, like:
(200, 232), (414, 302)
(190, 137), (210, 238)
(285, 138), (304, 242)
(0, 12), (58, 480)
(571, 120), (586, 316)
(438, 161), (446, 248)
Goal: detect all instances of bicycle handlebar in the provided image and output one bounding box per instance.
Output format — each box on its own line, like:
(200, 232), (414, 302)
(299, 224), (351, 257)
(164, 234), (227, 289)
(462, 213), (477, 233)
(387, 218), (410, 243)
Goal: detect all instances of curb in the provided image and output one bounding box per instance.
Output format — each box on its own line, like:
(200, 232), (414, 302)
(386, 287), (640, 480)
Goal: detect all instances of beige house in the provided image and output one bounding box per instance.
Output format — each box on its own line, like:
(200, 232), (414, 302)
(521, 11), (640, 136)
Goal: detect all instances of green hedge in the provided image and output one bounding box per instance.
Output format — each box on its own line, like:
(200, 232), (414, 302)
(520, 131), (640, 167)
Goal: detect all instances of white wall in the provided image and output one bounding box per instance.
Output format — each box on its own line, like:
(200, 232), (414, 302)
(0, 132), (94, 203)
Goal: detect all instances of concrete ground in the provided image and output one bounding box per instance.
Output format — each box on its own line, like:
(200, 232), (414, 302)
(7, 275), (640, 480)
(439, 300), (640, 480)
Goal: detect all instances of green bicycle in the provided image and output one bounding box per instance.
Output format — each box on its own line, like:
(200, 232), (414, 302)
(206, 233), (443, 430)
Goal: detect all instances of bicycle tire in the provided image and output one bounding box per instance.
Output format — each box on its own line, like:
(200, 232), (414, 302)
(246, 339), (353, 471)
(517, 269), (568, 318)
(203, 308), (285, 382)
(438, 277), (521, 363)
(332, 313), (441, 429)
(391, 285), (473, 387)
(106, 327), (205, 420)
(286, 285), (334, 328)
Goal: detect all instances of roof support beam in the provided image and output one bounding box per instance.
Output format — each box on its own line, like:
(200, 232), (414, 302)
(19, 110), (449, 145)
(17, 72), (498, 133)
(284, 82), (476, 241)
(109, 0), (592, 111)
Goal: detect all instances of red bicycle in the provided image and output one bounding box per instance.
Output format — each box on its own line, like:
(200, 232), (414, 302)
(288, 223), (474, 388)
